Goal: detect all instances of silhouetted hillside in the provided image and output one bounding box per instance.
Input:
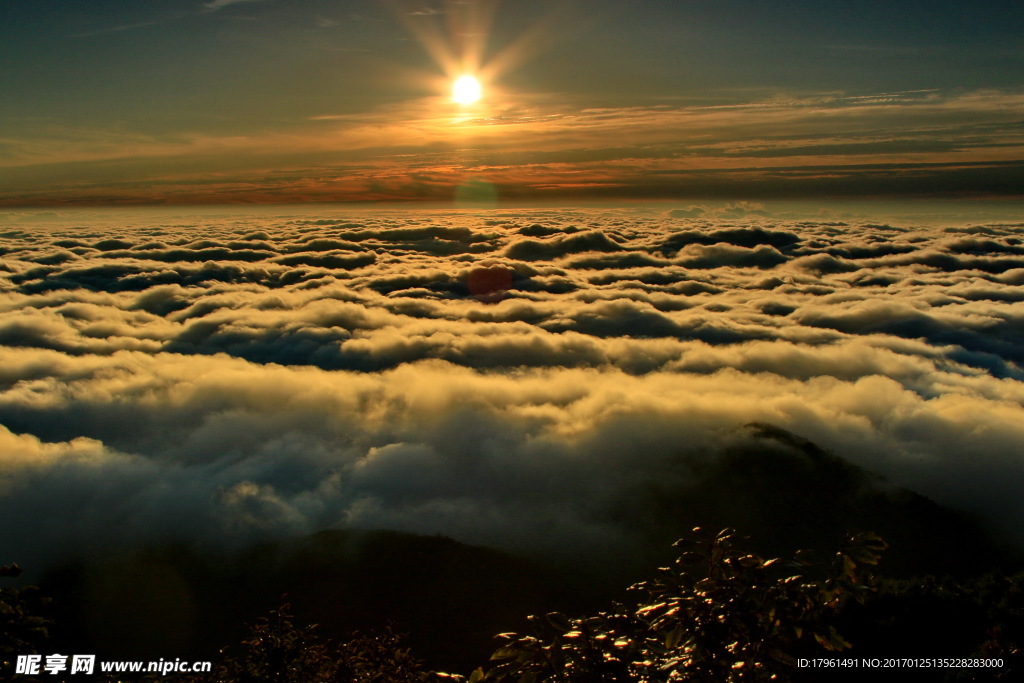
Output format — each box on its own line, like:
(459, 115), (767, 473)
(692, 422), (1012, 575)
(40, 530), (557, 673)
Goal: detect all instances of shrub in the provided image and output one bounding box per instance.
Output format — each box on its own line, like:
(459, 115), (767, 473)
(199, 603), (428, 683)
(475, 527), (887, 682)
(1, 563), (52, 678)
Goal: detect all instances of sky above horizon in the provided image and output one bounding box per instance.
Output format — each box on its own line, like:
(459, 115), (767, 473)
(2, 0), (1023, 206)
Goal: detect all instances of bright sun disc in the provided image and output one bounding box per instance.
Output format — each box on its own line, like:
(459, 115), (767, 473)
(452, 75), (482, 104)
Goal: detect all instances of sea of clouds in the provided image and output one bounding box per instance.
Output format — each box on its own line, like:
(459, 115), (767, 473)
(2, 202), (1024, 570)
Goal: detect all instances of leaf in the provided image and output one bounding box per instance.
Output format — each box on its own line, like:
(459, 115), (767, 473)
(665, 626), (686, 650)
(827, 626), (852, 651)
(844, 532), (887, 560)
(491, 645), (522, 660)
(768, 648), (797, 666)
(813, 627), (852, 652)
(737, 554), (763, 569)
(0, 564), (23, 578)
(794, 549), (817, 566)
(545, 612), (571, 632)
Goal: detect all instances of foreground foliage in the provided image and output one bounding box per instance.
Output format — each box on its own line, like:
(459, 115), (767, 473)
(1, 563), (51, 680)
(4, 529), (1023, 682)
(471, 527), (885, 682)
(196, 605), (427, 683)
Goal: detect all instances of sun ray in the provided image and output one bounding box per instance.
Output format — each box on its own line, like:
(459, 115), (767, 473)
(387, 0), (564, 105)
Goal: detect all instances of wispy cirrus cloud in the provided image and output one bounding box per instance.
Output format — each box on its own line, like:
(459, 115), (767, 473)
(1, 88), (1023, 205)
(202, 0), (270, 13)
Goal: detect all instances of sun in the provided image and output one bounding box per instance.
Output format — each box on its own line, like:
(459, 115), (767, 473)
(452, 75), (482, 104)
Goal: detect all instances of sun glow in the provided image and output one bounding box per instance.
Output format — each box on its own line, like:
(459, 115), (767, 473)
(452, 75), (482, 104)
(391, 0), (566, 114)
